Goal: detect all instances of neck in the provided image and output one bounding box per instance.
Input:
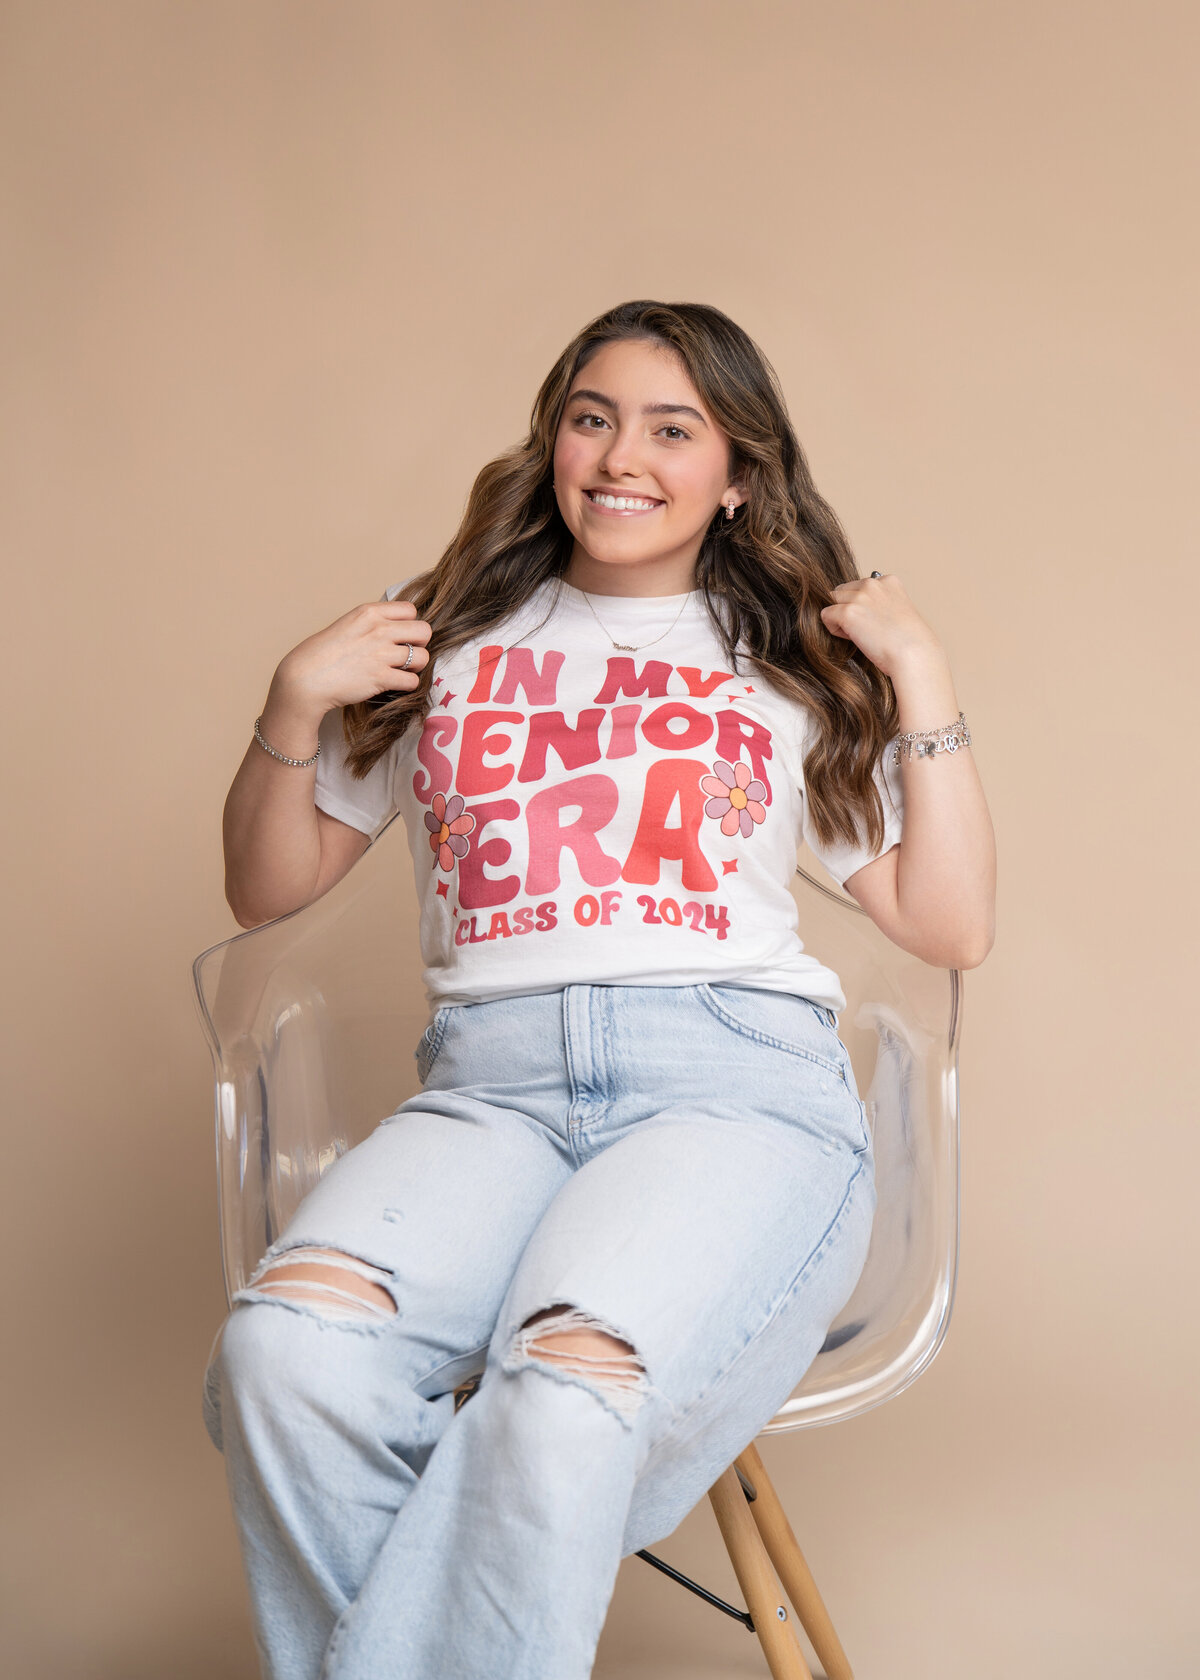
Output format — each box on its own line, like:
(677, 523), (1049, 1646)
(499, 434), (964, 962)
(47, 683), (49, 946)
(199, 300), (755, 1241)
(562, 545), (698, 598)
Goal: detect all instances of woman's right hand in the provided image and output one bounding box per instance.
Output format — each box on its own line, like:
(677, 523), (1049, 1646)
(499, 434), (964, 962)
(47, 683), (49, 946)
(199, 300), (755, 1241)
(270, 599), (433, 719)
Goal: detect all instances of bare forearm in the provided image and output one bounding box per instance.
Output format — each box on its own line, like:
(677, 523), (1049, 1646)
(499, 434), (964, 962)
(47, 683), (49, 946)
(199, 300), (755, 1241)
(890, 648), (996, 966)
(220, 593), (432, 927)
(222, 686), (327, 927)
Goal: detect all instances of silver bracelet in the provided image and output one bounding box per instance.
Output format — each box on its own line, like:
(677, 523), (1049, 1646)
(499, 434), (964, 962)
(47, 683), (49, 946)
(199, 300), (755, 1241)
(892, 711), (971, 766)
(254, 715), (320, 768)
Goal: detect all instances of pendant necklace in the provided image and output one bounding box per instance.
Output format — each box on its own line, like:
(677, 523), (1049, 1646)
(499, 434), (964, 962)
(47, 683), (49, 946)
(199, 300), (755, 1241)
(479, 575), (696, 668)
(577, 585), (694, 652)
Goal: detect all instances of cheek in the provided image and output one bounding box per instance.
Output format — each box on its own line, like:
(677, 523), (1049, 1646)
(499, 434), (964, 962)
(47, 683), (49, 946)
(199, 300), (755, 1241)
(554, 432), (592, 481)
(657, 462), (716, 513)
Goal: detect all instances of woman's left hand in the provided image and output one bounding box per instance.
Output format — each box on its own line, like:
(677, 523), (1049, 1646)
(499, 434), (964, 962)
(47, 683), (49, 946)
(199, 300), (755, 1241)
(820, 573), (944, 678)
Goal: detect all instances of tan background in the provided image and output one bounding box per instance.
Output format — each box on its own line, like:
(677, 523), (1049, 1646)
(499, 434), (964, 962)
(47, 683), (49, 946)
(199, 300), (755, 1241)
(2, 2), (1196, 1675)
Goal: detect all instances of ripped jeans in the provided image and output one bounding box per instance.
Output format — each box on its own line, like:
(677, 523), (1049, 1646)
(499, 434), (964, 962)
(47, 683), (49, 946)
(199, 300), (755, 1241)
(202, 982), (877, 1680)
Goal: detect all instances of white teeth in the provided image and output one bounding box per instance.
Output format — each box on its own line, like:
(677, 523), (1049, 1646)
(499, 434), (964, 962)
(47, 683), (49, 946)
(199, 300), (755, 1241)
(589, 492), (659, 511)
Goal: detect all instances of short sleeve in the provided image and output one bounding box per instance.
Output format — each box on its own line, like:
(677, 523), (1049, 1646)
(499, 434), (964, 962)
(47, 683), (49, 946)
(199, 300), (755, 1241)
(311, 575), (424, 839)
(800, 740), (905, 889)
(313, 709), (399, 839)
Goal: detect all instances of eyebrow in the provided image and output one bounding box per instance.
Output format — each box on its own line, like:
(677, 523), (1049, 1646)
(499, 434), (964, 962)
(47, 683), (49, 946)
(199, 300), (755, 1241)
(566, 387), (710, 428)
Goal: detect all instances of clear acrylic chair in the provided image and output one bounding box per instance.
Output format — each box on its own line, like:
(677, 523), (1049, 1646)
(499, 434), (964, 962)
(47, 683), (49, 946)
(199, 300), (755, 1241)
(193, 811), (961, 1680)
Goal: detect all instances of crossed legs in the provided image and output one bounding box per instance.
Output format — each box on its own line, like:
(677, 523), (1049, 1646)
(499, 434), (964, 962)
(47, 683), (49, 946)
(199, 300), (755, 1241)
(209, 1044), (875, 1680)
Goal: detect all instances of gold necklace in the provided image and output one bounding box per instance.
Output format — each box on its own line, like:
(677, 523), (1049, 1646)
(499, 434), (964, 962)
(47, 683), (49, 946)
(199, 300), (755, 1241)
(577, 585), (695, 652)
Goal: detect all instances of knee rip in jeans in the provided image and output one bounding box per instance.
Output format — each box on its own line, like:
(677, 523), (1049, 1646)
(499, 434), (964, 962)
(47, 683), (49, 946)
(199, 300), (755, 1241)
(504, 1303), (650, 1424)
(238, 1246), (398, 1324)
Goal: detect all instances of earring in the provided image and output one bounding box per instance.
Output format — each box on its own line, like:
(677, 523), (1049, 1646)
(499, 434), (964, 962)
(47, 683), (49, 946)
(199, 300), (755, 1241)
(725, 501), (736, 520)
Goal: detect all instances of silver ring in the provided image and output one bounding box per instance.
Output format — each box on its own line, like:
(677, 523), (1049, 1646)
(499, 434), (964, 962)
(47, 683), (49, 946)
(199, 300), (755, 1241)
(869, 571), (883, 579)
(401, 642), (414, 669)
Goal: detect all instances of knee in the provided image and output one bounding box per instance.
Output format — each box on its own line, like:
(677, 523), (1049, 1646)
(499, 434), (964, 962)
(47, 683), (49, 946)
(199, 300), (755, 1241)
(502, 1303), (651, 1426)
(217, 1246), (398, 1416)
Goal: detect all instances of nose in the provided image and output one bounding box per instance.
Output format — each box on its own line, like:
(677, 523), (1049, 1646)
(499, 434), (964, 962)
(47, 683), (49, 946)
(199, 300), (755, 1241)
(598, 424), (647, 481)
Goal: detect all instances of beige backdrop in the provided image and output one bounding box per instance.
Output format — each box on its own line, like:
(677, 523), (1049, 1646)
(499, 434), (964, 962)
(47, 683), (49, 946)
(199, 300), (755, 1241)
(3, 3), (1196, 1676)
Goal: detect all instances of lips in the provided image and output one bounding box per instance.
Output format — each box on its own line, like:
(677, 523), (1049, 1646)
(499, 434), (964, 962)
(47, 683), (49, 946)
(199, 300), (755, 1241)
(584, 488), (665, 514)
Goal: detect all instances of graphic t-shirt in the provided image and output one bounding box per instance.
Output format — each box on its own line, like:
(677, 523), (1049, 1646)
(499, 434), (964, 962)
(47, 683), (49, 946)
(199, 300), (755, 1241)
(313, 576), (904, 1016)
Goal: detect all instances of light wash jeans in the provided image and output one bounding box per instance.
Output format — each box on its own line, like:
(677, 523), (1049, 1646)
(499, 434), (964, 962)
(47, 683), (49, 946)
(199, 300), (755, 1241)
(202, 982), (877, 1680)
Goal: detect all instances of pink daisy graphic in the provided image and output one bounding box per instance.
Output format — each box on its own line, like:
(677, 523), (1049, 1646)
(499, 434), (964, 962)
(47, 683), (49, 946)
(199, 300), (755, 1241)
(425, 791), (475, 872)
(700, 759), (767, 839)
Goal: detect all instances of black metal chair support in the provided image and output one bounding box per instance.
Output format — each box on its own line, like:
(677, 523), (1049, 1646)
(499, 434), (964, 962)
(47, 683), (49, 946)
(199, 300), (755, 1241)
(634, 1547), (755, 1631)
(633, 1458), (762, 1633)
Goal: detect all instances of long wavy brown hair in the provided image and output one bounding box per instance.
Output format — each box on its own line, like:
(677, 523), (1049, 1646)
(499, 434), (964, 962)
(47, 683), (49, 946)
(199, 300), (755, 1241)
(343, 299), (899, 853)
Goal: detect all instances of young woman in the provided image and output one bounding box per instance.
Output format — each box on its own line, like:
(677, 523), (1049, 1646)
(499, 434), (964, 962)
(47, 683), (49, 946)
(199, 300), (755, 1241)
(206, 299), (995, 1680)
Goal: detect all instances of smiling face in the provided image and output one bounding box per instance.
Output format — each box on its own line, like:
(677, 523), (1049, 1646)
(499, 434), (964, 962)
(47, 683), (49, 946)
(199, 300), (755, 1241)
(552, 337), (744, 596)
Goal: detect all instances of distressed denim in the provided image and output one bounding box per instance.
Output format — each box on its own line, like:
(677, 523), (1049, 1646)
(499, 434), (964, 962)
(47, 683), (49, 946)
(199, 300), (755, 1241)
(202, 982), (877, 1680)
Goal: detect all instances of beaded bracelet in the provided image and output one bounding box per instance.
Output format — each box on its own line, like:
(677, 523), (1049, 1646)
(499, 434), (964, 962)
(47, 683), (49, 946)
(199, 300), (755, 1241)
(254, 715), (320, 768)
(892, 711), (971, 766)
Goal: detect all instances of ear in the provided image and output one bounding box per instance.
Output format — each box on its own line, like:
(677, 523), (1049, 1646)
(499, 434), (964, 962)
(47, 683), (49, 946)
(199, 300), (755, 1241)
(721, 460), (749, 505)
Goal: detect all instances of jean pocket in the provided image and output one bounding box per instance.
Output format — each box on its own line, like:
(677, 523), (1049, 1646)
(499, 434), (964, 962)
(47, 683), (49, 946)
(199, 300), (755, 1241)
(697, 984), (847, 1080)
(414, 1006), (455, 1085)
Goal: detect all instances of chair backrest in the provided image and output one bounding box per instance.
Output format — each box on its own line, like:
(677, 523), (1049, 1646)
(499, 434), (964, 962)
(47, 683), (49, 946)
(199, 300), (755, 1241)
(193, 815), (961, 1432)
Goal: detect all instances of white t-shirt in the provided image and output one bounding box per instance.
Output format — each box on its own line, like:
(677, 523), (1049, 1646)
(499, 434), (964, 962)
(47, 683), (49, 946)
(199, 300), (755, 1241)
(313, 576), (904, 1015)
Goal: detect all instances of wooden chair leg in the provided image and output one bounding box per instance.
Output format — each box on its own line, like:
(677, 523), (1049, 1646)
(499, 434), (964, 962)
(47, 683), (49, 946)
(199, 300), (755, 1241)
(733, 1442), (855, 1680)
(708, 1466), (814, 1680)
